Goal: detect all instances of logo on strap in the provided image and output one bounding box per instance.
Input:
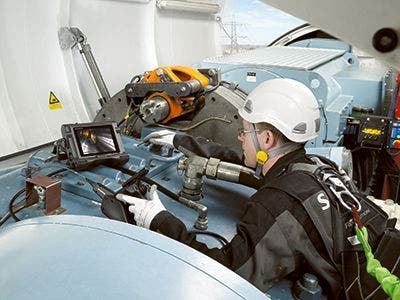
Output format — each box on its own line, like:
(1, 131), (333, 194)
(317, 192), (330, 210)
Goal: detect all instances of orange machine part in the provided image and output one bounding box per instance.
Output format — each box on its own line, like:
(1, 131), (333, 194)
(143, 66), (207, 123)
(144, 66), (209, 87)
(147, 92), (195, 124)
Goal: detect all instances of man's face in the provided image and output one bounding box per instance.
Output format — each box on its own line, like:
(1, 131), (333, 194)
(237, 120), (257, 168)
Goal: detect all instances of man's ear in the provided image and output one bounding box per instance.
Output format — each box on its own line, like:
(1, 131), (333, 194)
(258, 130), (275, 150)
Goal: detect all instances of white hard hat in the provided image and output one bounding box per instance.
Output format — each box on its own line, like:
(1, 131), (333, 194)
(238, 78), (320, 143)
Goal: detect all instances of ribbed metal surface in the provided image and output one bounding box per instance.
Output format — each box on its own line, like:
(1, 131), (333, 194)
(203, 46), (345, 70)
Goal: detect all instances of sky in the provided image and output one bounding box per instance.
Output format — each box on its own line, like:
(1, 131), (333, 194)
(221, 0), (305, 46)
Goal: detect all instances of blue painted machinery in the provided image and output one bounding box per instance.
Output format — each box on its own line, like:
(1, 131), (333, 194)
(192, 43), (399, 195)
(0, 133), (291, 299)
(0, 216), (265, 300)
(0, 39), (397, 299)
(195, 44), (393, 148)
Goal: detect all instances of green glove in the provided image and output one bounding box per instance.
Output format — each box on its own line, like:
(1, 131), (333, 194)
(356, 226), (400, 299)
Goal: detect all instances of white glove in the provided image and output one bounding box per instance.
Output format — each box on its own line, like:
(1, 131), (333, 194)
(116, 185), (166, 229)
(142, 129), (176, 148)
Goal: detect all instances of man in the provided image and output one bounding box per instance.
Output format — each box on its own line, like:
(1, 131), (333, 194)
(117, 78), (394, 299)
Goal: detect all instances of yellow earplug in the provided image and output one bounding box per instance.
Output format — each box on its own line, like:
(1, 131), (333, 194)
(256, 150), (268, 165)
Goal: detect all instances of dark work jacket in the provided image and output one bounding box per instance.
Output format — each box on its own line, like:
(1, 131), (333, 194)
(150, 147), (344, 297)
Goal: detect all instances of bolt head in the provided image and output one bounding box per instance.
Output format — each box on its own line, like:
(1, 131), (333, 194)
(156, 68), (164, 76)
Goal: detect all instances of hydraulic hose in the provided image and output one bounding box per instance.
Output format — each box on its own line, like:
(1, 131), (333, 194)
(177, 155), (262, 197)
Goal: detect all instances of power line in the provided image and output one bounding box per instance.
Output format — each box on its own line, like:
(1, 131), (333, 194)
(218, 15), (247, 54)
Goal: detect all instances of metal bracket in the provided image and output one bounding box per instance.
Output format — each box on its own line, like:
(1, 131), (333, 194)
(26, 176), (65, 215)
(125, 80), (203, 98)
(58, 27), (85, 50)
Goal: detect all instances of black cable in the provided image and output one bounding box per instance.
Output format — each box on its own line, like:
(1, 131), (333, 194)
(220, 80), (248, 98)
(188, 230), (228, 246)
(117, 108), (139, 128)
(119, 113), (140, 131)
(142, 176), (179, 200)
(118, 167), (229, 247)
(0, 202), (25, 226)
(5, 164), (231, 245)
(202, 83), (221, 95)
(119, 166), (181, 201)
(141, 174), (179, 200)
(8, 189), (25, 221)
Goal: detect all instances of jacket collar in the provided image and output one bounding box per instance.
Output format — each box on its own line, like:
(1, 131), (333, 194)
(262, 147), (308, 182)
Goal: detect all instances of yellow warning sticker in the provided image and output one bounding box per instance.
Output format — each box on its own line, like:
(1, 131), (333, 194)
(48, 91), (62, 110)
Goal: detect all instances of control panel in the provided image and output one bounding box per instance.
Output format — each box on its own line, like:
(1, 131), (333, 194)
(357, 115), (391, 148)
(388, 120), (400, 149)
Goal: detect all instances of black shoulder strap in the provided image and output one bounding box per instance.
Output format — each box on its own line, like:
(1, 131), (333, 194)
(263, 157), (343, 267)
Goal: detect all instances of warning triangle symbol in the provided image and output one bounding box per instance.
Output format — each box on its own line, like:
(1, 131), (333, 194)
(49, 91), (60, 104)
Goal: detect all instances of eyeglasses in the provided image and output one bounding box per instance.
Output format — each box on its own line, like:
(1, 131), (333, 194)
(238, 128), (260, 137)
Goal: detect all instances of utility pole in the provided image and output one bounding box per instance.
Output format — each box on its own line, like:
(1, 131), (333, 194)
(218, 15), (247, 54)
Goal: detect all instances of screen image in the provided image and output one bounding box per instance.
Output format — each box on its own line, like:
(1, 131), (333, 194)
(74, 125), (119, 157)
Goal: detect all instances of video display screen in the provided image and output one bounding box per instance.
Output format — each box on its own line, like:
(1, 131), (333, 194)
(74, 125), (120, 157)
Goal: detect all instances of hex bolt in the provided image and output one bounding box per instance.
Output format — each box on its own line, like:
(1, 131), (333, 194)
(302, 273), (318, 290)
(156, 68), (164, 76)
